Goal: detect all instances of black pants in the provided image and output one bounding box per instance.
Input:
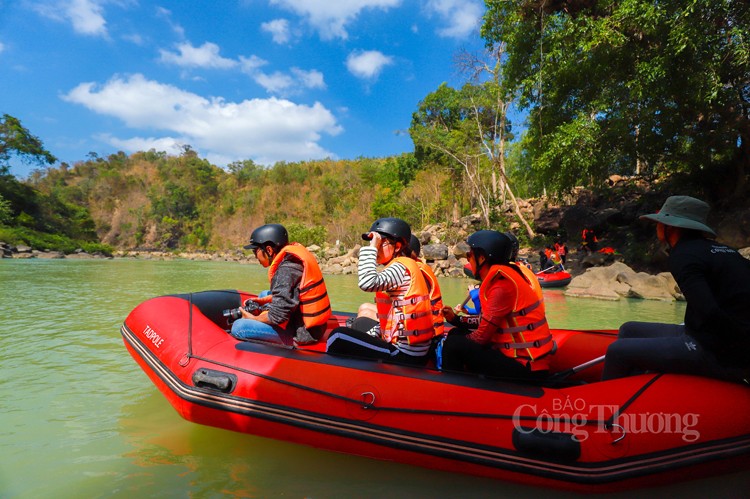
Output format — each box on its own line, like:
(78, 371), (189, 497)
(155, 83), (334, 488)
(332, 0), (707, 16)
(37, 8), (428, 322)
(440, 329), (547, 380)
(325, 326), (429, 366)
(601, 322), (748, 383)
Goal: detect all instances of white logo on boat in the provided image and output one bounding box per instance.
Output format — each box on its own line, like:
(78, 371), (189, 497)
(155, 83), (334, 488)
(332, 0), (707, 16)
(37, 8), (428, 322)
(143, 325), (165, 349)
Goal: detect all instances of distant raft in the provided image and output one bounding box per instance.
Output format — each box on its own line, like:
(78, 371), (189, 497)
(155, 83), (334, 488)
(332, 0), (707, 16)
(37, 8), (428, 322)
(536, 269), (573, 288)
(121, 290), (750, 493)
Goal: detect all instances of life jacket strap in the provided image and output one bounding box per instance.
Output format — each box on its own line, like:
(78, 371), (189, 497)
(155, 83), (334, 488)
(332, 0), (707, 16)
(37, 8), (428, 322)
(391, 295), (430, 307)
(509, 299), (541, 318)
(498, 331), (552, 350)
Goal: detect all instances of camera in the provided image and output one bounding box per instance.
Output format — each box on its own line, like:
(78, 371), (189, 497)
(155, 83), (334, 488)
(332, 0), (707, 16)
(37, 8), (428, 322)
(222, 300), (263, 321)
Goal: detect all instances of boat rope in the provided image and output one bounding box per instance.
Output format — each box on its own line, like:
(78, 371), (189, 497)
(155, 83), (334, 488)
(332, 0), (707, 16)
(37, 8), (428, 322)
(187, 351), (663, 428)
(604, 373), (662, 430)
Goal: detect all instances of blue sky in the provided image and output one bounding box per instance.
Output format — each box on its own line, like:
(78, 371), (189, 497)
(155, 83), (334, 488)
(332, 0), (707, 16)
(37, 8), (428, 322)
(0, 0), (491, 178)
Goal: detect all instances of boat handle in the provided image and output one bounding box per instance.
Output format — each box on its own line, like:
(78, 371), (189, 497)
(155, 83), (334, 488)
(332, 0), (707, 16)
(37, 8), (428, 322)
(361, 391), (376, 409)
(192, 368), (237, 394)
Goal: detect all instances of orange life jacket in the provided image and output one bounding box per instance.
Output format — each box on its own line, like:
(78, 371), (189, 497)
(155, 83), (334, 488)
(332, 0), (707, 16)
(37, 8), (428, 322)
(554, 242), (566, 256)
(268, 243), (332, 329)
(582, 229), (598, 243)
(513, 262), (543, 300)
(375, 256), (435, 345)
(544, 248), (562, 265)
(416, 260), (445, 336)
(479, 264), (553, 370)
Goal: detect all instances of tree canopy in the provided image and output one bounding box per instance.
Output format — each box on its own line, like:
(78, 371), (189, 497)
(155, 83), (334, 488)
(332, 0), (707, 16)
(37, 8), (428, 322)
(0, 114), (57, 175)
(482, 0), (750, 198)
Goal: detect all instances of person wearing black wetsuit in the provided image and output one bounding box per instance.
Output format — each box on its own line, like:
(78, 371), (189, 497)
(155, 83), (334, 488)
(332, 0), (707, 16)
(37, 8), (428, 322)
(602, 196), (750, 384)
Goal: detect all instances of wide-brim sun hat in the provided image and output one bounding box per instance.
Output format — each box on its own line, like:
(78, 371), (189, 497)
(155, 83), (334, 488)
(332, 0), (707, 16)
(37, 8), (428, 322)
(639, 195), (716, 237)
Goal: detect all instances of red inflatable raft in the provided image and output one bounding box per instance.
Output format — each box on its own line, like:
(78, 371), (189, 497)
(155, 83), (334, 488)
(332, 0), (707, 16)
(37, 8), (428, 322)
(121, 290), (750, 492)
(536, 269), (573, 288)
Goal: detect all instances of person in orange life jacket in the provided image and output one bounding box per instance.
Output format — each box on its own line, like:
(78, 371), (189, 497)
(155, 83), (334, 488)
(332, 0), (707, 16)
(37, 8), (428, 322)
(543, 245), (563, 272)
(230, 223), (331, 346)
(441, 230), (554, 379)
(581, 228), (599, 254)
(325, 218), (436, 365)
(601, 196), (750, 383)
(407, 234), (446, 337)
(351, 234), (446, 338)
(554, 239), (568, 265)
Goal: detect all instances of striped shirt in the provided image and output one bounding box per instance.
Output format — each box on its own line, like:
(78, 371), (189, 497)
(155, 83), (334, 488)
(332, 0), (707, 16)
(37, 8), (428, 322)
(357, 246), (430, 357)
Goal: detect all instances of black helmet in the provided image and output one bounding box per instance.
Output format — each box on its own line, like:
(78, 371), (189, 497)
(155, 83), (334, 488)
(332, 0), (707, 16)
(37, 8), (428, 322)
(361, 217), (411, 245)
(504, 231), (520, 261)
(244, 223), (288, 250)
(409, 234), (421, 257)
(466, 230), (511, 265)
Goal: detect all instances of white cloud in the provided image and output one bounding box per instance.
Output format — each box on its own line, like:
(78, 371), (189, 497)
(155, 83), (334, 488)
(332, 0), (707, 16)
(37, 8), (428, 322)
(102, 135), (184, 156)
(0, 42), (5, 53)
(250, 68), (326, 95)
(33, 0), (108, 37)
(261, 18), (292, 44)
(346, 50), (394, 80)
(270, 0), (400, 40)
(426, 0), (483, 39)
(239, 55), (268, 73)
(253, 71), (295, 94)
(62, 74), (342, 165)
(155, 7), (185, 38)
(291, 68), (326, 90)
(159, 41), (237, 69)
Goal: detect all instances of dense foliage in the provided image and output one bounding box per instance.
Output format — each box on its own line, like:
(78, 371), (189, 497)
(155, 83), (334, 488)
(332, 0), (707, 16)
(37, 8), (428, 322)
(16, 148), (464, 253)
(482, 0), (750, 199)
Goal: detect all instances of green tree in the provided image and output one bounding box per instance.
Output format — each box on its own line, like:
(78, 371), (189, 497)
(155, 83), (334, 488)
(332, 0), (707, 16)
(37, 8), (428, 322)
(410, 46), (534, 236)
(0, 193), (11, 224)
(0, 114), (57, 175)
(482, 0), (750, 198)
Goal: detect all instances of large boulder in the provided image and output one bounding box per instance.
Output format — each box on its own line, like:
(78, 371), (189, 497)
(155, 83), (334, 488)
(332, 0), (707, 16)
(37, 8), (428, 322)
(422, 243), (449, 261)
(565, 262), (683, 301)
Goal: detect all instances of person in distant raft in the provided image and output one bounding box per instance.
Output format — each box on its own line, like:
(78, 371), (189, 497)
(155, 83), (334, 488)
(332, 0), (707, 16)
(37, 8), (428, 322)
(441, 230), (553, 380)
(602, 196), (750, 383)
(230, 223), (331, 346)
(326, 218), (436, 365)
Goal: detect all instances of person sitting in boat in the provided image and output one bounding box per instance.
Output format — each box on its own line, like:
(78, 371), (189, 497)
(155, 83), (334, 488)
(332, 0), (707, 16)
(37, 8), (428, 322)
(543, 245), (564, 272)
(353, 234), (446, 338)
(407, 234), (446, 338)
(601, 196), (750, 383)
(231, 223), (332, 346)
(326, 218), (436, 365)
(441, 230), (554, 380)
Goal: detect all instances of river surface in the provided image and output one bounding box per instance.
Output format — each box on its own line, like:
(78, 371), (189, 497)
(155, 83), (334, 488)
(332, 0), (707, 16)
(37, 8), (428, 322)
(1, 259), (747, 498)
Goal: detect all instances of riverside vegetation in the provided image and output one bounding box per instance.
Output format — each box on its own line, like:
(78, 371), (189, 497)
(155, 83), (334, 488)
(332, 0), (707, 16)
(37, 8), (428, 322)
(2, 1), (749, 273)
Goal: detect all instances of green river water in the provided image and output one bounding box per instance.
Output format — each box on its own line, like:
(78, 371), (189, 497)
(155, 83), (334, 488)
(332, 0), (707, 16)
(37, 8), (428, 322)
(1, 259), (747, 498)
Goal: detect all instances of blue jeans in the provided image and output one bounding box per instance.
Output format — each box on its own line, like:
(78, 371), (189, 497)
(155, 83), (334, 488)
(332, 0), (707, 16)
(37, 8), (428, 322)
(230, 318), (285, 344)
